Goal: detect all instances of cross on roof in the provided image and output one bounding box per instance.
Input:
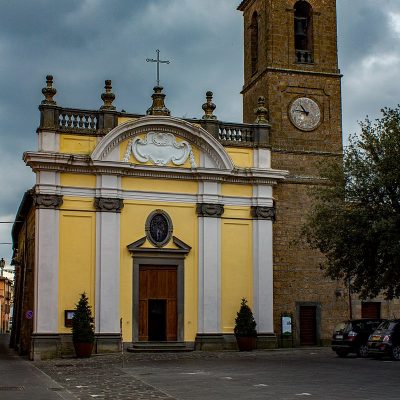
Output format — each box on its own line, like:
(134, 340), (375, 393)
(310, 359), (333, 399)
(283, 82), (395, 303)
(146, 49), (170, 87)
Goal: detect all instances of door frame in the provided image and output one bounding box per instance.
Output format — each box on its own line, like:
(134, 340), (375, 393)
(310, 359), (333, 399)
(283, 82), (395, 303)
(128, 236), (191, 343)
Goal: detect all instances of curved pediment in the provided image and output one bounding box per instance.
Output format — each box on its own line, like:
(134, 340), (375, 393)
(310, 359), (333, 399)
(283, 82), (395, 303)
(91, 116), (234, 171)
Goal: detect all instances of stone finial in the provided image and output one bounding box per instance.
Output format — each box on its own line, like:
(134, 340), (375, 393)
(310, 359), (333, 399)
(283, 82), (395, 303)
(41, 75), (57, 105)
(146, 86), (171, 116)
(254, 96), (269, 124)
(202, 91), (217, 120)
(100, 79), (116, 110)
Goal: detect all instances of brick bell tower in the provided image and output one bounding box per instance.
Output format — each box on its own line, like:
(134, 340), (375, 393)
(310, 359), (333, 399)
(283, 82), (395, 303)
(238, 0), (347, 345)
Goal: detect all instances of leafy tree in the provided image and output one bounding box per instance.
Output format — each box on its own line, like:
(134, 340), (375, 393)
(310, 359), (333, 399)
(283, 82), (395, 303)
(234, 298), (257, 337)
(72, 292), (95, 343)
(303, 106), (400, 300)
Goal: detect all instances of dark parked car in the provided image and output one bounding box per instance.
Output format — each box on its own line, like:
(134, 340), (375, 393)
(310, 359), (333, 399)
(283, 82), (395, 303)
(331, 319), (383, 358)
(367, 319), (400, 360)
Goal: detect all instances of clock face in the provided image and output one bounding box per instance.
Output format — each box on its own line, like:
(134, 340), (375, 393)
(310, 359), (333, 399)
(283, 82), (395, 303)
(289, 97), (321, 131)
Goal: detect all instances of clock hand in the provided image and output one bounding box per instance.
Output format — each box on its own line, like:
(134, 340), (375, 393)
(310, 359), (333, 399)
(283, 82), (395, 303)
(294, 109), (307, 114)
(300, 104), (309, 115)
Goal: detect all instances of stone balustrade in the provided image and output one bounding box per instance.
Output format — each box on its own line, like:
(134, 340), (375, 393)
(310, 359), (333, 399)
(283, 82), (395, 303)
(38, 77), (270, 147)
(58, 109), (98, 131)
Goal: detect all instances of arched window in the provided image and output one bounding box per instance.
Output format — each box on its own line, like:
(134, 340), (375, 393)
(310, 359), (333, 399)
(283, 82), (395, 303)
(250, 12), (259, 74)
(294, 1), (313, 63)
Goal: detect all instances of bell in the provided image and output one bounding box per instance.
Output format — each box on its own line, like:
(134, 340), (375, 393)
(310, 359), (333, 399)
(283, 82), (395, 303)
(295, 17), (307, 37)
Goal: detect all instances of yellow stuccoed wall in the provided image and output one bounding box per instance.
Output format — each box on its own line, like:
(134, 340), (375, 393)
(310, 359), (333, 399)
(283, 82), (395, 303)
(226, 147), (253, 168)
(221, 206), (253, 332)
(56, 183), (255, 340)
(60, 135), (98, 154)
(221, 184), (253, 198)
(118, 117), (139, 125)
(122, 177), (198, 194)
(120, 200), (198, 342)
(60, 173), (97, 188)
(58, 197), (96, 333)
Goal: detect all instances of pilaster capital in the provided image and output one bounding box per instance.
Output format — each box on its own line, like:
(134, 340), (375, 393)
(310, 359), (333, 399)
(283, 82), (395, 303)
(33, 194), (63, 209)
(251, 206), (275, 221)
(94, 197), (124, 213)
(196, 203), (224, 218)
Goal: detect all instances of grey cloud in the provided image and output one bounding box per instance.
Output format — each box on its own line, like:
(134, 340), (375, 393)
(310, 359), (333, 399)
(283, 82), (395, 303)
(0, 0), (399, 261)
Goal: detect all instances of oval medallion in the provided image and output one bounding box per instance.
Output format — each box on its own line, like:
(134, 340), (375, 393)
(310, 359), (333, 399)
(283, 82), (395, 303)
(145, 210), (173, 247)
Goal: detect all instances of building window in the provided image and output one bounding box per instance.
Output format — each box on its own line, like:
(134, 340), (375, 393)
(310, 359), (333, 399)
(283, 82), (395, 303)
(294, 1), (313, 63)
(250, 12), (259, 75)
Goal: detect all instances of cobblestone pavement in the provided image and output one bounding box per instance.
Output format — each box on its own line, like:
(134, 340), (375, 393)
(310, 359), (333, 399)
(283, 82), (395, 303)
(35, 353), (176, 400)
(35, 350), (260, 400)
(35, 348), (400, 400)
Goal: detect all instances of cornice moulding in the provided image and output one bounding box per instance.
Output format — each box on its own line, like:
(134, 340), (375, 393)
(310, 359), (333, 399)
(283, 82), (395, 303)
(24, 151), (289, 185)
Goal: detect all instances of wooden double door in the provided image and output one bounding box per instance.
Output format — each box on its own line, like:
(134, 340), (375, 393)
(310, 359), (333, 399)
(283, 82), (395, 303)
(139, 266), (177, 342)
(299, 306), (317, 346)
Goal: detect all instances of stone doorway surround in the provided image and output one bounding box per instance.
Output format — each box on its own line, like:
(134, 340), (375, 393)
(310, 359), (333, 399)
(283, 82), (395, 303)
(127, 236), (191, 344)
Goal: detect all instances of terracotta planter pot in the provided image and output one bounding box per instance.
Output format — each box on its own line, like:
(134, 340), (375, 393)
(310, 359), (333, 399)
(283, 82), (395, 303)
(236, 336), (257, 351)
(73, 341), (94, 358)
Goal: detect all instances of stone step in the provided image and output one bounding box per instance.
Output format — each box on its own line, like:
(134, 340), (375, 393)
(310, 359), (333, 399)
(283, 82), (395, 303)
(126, 342), (193, 353)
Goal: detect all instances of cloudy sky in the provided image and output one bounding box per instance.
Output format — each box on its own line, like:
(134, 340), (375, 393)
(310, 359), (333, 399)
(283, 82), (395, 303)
(0, 0), (399, 264)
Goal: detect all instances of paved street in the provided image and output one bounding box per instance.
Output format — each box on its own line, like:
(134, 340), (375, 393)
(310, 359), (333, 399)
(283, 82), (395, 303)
(0, 334), (75, 400)
(2, 334), (400, 400)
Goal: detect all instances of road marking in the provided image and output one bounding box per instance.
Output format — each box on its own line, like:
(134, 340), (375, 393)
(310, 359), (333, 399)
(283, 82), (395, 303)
(296, 393), (312, 396)
(76, 385), (89, 388)
(90, 395), (105, 398)
(254, 384), (269, 387)
(180, 371), (207, 375)
(222, 377), (233, 380)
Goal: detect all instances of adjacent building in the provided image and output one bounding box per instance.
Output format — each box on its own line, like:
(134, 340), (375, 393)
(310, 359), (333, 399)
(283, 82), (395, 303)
(0, 276), (12, 333)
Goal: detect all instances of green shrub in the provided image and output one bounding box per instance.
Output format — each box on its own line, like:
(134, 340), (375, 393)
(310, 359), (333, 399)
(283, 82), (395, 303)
(234, 298), (257, 337)
(72, 293), (95, 343)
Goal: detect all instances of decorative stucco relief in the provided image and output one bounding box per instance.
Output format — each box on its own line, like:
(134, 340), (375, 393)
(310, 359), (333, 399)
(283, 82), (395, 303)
(33, 194), (63, 209)
(123, 131), (197, 168)
(94, 197), (124, 213)
(251, 206), (276, 221)
(196, 203), (224, 218)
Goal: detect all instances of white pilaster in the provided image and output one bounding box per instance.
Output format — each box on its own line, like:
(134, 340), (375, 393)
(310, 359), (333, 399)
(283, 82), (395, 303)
(95, 211), (121, 333)
(95, 174), (121, 334)
(198, 216), (221, 333)
(35, 208), (59, 333)
(253, 148), (271, 169)
(197, 181), (222, 333)
(36, 171), (60, 194)
(96, 174), (121, 198)
(38, 131), (60, 152)
(253, 218), (274, 333)
(252, 184), (275, 333)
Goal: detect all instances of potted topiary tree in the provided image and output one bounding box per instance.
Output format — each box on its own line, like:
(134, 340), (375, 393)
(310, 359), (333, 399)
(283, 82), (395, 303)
(234, 298), (257, 351)
(72, 292), (95, 358)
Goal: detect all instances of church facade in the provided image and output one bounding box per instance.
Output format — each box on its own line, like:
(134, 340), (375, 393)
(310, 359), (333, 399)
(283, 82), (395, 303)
(11, 0), (399, 360)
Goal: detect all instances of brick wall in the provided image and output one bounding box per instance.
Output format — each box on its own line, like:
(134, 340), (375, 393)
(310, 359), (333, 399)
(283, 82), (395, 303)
(239, 0), (349, 343)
